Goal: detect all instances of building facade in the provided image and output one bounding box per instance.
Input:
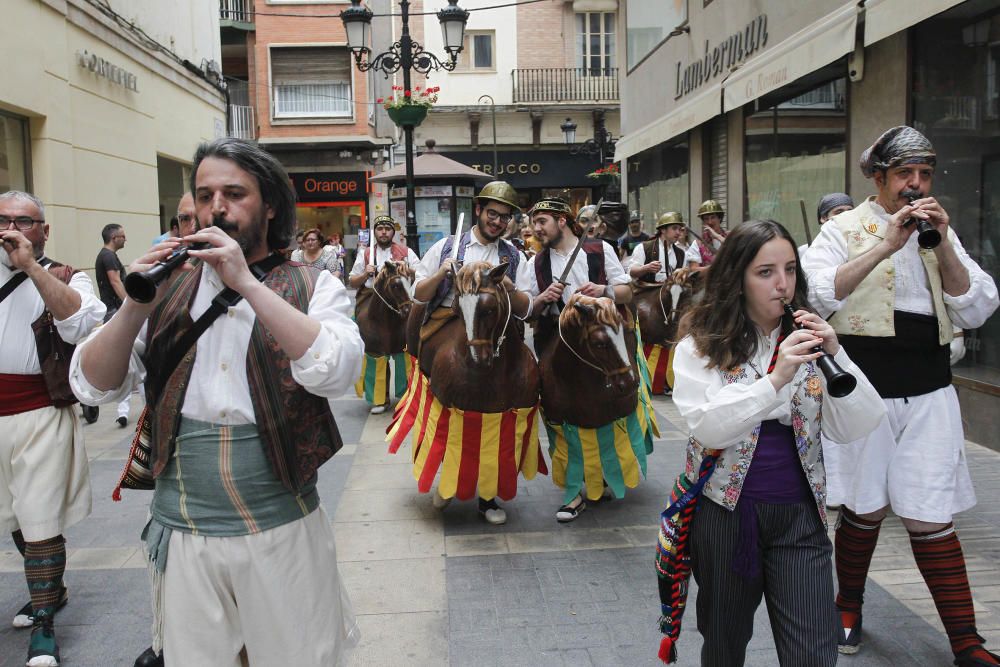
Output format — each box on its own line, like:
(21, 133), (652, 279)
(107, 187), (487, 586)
(616, 0), (1000, 443)
(220, 0), (395, 258)
(406, 0), (622, 214)
(1, 0), (227, 270)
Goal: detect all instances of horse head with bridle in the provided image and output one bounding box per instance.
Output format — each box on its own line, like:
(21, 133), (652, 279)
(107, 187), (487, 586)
(420, 260), (539, 413)
(538, 294), (640, 428)
(355, 260), (413, 356)
(633, 268), (703, 347)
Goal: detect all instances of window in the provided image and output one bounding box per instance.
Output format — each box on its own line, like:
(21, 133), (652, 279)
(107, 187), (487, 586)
(576, 12), (615, 75)
(0, 111), (29, 193)
(270, 46), (353, 119)
(457, 31), (494, 71)
(627, 139), (689, 233)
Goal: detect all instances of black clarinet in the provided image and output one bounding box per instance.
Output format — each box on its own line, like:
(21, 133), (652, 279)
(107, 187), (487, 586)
(124, 243), (207, 304)
(901, 189), (941, 250)
(782, 302), (857, 398)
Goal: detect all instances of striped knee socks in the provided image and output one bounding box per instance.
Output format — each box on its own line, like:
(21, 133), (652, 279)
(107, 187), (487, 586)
(23, 536), (66, 614)
(910, 524), (994, 661)
(835, 506), (883, 618)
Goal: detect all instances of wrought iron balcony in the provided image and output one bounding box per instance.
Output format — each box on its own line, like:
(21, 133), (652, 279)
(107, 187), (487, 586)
(220, 0), (254, 24)
(512, 67), (619, 104)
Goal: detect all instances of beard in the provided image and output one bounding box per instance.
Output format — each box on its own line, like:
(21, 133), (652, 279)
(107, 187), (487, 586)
(477, 217), (504, 243)
(213, 214), (264, 257)
(541, 228), (563, 249)
(375, 233), (394, 249)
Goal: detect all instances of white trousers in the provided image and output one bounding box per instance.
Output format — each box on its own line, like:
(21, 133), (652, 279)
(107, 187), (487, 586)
(0, 406), (91, 541)
(831, 386), (975, 523)
(162, 506), (359, 666)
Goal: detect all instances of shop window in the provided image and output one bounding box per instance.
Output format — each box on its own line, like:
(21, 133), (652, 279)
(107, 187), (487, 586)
(626, 139), (689, 235)
(270, 46), (353, 119)
(0, 111), (29, 193)
(626, 0), (686, 70)
(576, 12), (616, 75)
(744, 77), (847, 247)
(913, 6), (1000, 380)
(457, 31), (495, 71)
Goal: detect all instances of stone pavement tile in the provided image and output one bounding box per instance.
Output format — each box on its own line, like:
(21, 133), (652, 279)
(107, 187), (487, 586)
(349, 610), (447, 667)
(336, 518), (445, 561)
(354, 438), (408, 465)
(445, 532), (509, 557)
(561, 526), (633, 550)
(505, 530), (569, 554)
(340, 557), (446, 615)
(0, 550), (23, 573)
(334, 487), (437, 522)
(448, 607), (499, 638)
(66, 546), (139, 570)
(345, 462), (421, 491)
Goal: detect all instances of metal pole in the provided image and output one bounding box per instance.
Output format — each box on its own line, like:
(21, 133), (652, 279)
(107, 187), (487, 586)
(479, 94), (497, 176)
(399, 0), (420, 255)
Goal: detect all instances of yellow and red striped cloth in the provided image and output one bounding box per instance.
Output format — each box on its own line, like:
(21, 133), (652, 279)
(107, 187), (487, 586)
(643, 342), (675, 395)
(386, 359), (546, 501)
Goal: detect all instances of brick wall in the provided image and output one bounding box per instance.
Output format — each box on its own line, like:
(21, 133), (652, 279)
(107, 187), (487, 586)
(516, 0), (570, 70)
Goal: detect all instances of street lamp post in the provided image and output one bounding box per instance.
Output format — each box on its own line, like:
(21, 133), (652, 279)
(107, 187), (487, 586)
(560, 111), (616, 164)
(341, 0), (469, 255)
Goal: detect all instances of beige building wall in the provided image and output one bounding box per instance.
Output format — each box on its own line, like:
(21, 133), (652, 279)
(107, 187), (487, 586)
(0, 0), (224, 271)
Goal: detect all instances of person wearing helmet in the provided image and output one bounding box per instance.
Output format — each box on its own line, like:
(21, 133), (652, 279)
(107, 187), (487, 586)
(685, 200), (727, 270)
(628, 212), (686, 282)
(404, 180), (534, 526)
(617, 211), (650, 263)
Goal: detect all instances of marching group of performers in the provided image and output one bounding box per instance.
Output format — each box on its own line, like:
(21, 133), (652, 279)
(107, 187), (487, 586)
(1, 124), (999, 667)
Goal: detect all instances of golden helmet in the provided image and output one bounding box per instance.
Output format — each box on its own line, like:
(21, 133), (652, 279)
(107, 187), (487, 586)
(697, 199), (725, 218)
(656, 211), (685, 229)
(474, 181), (520, 211)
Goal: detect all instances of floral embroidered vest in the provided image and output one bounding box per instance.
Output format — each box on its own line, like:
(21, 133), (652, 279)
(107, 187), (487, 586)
(828, 198), (954, 345)
(684, 359), (829, 525)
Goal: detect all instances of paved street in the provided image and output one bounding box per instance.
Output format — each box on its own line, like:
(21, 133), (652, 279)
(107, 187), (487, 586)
(2, 390), (999, 666)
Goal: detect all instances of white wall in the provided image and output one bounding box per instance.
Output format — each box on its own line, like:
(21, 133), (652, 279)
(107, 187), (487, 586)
(110, 0), (222, 68)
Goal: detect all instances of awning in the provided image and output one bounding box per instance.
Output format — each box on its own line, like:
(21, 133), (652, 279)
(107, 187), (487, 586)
(863, 0), (964, 46)
(723, 3), (857, 112)
(613, 83), (720, 161)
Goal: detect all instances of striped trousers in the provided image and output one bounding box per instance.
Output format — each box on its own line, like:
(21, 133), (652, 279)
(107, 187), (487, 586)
(691, 498), (838, 667)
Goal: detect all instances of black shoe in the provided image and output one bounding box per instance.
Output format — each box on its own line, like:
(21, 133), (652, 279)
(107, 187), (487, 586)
(134, 646), (164, 667)
(117, 416), (128, 427)
(555, 495), (587, 523)
(13, 587), (68, 628)
(837, 611), (862, 655)
(81, 405), (99, 424)
(26, 609), (59, 666)
(954, 642), (1000, 666)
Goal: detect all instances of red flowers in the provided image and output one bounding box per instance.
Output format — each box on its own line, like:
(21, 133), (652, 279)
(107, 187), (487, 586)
(382, 85), (442, 110)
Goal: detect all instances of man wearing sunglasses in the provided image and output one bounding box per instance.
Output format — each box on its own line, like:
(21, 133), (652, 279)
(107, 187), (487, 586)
(0, 190), (106, 667)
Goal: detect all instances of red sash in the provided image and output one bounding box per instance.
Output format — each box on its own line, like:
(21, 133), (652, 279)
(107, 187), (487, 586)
(0, 373), (53, 416)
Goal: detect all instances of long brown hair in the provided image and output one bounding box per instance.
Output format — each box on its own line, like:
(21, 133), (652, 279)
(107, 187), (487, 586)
(679, 219), (811, 370)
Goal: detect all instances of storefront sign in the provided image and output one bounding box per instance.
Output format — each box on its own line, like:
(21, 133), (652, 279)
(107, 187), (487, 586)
(443, 150), (597, 188)
(76, 50), (139, 92)
(674, 15), (768, 100)
(290, 171), (368, 202)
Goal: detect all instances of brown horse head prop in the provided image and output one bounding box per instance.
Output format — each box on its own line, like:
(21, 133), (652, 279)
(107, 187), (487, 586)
(355, 261), (413, 356)
(557, 295), (638, 397)
(373, 260), (414, 321)
(634, 268), (703, 347)
(454, 260), (512, 370)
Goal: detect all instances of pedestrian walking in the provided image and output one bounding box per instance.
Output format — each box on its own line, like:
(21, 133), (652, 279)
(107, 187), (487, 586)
(70, 137), (363, 665)
(672, 219), (885, 666)
(802, 126), (1000, 665)
(292, 228), (343, 279)
(94, 224), (133, 426)
(1, 190), (106, 667)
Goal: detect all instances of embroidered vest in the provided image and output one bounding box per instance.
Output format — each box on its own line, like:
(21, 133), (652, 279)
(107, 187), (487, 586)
(636, 239), (684, 283)
(143, 262), (343, 493)
(828, 198), (954, 345)
(684, 358), (829, 525)
(364, 243), (410, 266)
(30, 260), (79, 407)
(534, 239), (607, 296)
(425, 232), (520, 317)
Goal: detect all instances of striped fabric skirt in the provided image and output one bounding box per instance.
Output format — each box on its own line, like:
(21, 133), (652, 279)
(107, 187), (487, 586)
(386, 359), (546, 501)
(643, 342), (675, 395)
(354, 352), (412, 405)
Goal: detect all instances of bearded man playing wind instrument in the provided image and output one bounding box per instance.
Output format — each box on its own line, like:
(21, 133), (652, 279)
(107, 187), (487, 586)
(802, 126), (1000, 665)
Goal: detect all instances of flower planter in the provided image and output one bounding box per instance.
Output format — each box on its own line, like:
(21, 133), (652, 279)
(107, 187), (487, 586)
(387, 104), (429, 128)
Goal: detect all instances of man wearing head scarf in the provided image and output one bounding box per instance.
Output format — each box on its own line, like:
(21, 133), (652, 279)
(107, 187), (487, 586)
(798, 193), (855, 260)
(802, 126), (1000, 665)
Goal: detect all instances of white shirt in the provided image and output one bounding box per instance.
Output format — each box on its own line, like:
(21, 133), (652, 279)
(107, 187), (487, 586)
(629, 240), (682, 281)
(349, 243), (421, 289)
(683, 238), (721, 266)
(672, 329), (885, 450)
(517, 240), (631, 303)
(69, 264), (363, 425)
(414, 232), (530, 307)
(0, 261), (106, 375)
(801, 198), (999, 328)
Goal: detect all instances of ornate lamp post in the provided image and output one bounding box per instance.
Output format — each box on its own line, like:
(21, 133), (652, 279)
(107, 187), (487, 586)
(560, 112), (616, 163)
(342, 0), (469, 254)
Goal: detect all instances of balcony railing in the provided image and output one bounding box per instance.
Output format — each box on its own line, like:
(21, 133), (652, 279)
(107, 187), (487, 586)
(229, 104), (256, 140)
(220, 0), (254, 23)
(512, 67), (619, 103)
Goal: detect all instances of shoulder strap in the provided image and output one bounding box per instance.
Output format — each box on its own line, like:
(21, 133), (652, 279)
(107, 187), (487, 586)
(0, 272), (29, 305)
(156, 254), (285, 396)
